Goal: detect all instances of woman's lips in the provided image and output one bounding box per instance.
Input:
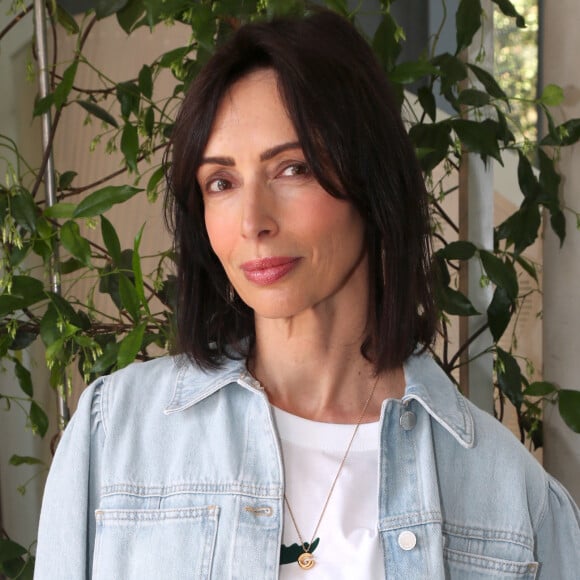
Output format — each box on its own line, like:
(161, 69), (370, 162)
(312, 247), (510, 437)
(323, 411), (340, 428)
(240, 257), (300, 285)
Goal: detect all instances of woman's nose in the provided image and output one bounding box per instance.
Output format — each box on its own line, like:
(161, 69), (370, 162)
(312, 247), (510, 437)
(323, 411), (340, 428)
(240, 180), (278, 239)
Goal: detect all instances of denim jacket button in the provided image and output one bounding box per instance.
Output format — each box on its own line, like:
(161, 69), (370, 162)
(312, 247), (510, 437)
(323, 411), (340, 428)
(397, 530), (417, 551)
(399, 411), (417, 431)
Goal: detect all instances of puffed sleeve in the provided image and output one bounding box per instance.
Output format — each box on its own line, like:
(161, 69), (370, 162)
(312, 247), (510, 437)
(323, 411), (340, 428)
(34, 376), (107, 579)
(535, 476), (580, 578)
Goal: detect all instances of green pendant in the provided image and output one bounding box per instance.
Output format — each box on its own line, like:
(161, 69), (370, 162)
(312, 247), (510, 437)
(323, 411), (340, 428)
(280, 538), (320, 565)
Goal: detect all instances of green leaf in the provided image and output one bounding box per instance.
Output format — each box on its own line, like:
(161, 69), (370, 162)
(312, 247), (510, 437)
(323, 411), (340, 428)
(491, 0), (526, 28)
(143, 106), (154, 137)
(117, 323), (145, 368)
(408, 121), (452, 173)
(11, 188), (37, 232)
(9, 328), (39, 351)
(437, 285), (480, 316)
(496, 347), (523, 408)
(58, 170), (78, 189)
(99, 249), (135, 309)
(437, 241), (477, 260)
(60, 257), (85, 274)
(0, 276), (46, 317)
(116, 81), (140, 119)
(101, 215), (122, 264)
(146, 165), (165, 201)
(11, 275), (46, 305)
(119, 274), (141, 321)
(55, 4), (80, 34)
(516, 151), (539, 201)
(541, 118), (580, 147)
(132, 224), (149, 313)
(525, 381), (557, 397)
(487, 286), (512, 342)
(121, 123), (139, 172)
(29, 401), (49, 437)
(77, 100), (119, 128)
(33, 93), (54, 116)
(456, 0), (482, 54)
(417, 86), (436, 122)
(43, 202), (76, 219)
(452, 119), (502, 164)
(9, 454), (44, 466)
(117, 0), (146, 33)
(515, 255), (538, 282)
(73, 185), (142, 218)
(550, 210), (566, 247)
(539, 84), (564, 107)
(494, 108), (515, 145)
(432, 53), (468, 86)
(15, 554), (35, 580)
(138, 64), (153, 99)
(60, 221), (92, 266)
(0, 295), (24, 318)
(389, 61), (439, 85)
(372, 12), (402, 72)
(13, 359), (33, 397)
(467, 63), (508, 100)
(457, 88), (490, 107)
(96, 0), (130, 19)
(538, 149), (561, 202)
(90, 340), (120, 373)
(480, 251), (518, 300)
(53, 61), (78, 108)
(0, 538), (26, 563)
(558, 390), (580, 432)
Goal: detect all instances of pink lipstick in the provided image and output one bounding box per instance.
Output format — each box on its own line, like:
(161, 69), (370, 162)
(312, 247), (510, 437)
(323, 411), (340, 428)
(240, 257), (300, 285)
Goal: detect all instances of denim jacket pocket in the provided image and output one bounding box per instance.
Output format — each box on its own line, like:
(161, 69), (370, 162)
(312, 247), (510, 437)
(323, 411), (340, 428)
(443, 526), (538, 579)
(92, 505), (219, 580)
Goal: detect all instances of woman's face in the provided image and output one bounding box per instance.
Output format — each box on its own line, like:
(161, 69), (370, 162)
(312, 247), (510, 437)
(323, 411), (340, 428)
(197, 69), (368, 321)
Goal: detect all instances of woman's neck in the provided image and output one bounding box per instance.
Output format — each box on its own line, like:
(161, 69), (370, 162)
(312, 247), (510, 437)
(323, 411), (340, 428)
(251, 308), (405, 423)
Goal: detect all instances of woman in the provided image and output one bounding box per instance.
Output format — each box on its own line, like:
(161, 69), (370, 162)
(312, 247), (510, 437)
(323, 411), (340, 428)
(35, 10), (579, 579)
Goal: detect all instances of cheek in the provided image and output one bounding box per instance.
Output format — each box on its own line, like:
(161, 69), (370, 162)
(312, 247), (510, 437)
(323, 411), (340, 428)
(204, 210), (231, 265)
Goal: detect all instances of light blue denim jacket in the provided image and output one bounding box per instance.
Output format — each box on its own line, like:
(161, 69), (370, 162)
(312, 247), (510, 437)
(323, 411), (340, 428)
(35, 352), (580, 579)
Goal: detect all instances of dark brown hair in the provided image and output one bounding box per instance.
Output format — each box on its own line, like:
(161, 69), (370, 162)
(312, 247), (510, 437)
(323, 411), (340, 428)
(165, 9), (436, 372)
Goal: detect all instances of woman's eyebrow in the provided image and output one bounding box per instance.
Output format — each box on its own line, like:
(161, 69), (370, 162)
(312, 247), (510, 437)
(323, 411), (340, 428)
(199, 155), (234, 167)
(259, 141), (301, 161)
(199, 141), (301, 168)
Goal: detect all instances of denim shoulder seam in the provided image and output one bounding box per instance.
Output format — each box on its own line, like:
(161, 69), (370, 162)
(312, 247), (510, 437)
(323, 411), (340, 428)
(533, 472), (550, 533)
(94, 374), (110, 439)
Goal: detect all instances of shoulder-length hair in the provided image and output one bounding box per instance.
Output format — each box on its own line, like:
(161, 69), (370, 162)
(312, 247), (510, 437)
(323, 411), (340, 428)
(165, 9), (436, 372)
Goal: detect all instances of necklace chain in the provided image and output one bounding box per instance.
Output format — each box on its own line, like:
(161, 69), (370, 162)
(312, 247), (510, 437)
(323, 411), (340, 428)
(260, 369), (380, 569)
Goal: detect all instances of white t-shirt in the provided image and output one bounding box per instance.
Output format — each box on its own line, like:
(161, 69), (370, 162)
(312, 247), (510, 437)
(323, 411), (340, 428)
(273, 406), (383, 579)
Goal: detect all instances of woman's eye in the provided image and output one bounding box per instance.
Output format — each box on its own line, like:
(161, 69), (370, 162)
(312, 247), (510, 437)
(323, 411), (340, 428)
(280, 162), (310, 177)
(206, 178), (231, 193)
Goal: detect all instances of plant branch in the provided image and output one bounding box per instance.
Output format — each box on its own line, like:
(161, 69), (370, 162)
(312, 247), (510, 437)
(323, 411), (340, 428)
(0, 2), (33, 43)
(432, 200), (459, 233)
(447, 321), (490, 371)
(57, 142), (166, 198)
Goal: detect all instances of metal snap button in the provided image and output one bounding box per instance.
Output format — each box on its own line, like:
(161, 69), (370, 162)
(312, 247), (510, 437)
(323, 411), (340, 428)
(399, 411), (417, 431)
(398, 530), (417, 551)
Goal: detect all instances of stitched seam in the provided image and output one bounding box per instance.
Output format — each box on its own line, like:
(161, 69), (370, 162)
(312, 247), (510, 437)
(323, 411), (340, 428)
(443, 523), (534, 551)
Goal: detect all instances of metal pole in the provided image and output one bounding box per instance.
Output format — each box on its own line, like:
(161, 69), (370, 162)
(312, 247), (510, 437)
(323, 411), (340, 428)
(33, 0), (70, 428)
(458, 0), (494, 414)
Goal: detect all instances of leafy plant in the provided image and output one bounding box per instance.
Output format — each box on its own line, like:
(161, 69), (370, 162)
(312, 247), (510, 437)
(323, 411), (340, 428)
(1, 0), (580, 573)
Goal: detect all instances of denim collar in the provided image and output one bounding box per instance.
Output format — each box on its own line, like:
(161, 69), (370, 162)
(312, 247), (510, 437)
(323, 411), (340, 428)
(164, 351), (474, 449)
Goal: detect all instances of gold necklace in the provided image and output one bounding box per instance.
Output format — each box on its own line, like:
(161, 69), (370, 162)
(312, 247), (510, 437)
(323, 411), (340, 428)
(273, 377), (379, 570)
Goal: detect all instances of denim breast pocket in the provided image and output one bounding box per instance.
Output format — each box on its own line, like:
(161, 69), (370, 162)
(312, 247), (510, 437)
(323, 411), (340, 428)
(92, 505), (219, 580)
(443, 526), (538, 580)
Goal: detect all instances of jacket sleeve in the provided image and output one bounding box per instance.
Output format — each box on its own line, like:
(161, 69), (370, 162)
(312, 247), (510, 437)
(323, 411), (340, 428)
(535, 475), (580, 578)
(34, 377), (107, 579)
